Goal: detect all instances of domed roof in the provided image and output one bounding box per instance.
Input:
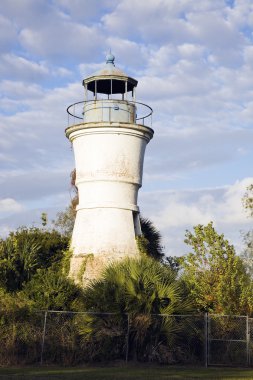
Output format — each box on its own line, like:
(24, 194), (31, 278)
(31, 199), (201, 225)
(83, 54), (138, 95)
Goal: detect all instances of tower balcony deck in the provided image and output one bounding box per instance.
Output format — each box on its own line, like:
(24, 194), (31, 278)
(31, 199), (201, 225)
(67, 99), (153, 128)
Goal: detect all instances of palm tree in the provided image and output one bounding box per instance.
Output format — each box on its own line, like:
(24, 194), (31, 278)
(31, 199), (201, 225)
(139, 217), (164, 261)
(78, 256), (192, 361)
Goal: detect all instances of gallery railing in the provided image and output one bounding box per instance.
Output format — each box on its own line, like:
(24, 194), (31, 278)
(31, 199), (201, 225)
(67, 100), (153, 128)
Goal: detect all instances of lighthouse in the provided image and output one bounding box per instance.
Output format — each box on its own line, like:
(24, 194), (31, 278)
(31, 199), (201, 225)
(66, 54), (153, 283)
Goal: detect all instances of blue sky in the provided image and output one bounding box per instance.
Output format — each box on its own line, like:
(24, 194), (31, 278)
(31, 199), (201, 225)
(0, 0), (252, 256)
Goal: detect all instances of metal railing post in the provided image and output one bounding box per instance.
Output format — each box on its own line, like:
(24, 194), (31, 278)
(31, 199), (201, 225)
(125, 313), (130, 363)
(40, 311), (48, 365)
(247, 315), (250, 366)
(204, 312), (208, 367)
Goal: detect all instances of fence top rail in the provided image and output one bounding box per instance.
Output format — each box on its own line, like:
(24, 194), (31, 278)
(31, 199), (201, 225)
(36, 310), (206, 317)
(39, 310), (119, 315)
(209, 314), (248, 318)
(34, 310), (252, 319)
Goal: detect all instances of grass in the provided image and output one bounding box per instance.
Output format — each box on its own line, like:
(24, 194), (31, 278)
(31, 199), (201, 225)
(0, 365), (253, 380)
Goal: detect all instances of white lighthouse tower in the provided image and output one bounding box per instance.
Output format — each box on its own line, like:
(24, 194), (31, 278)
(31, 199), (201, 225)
(66, 54), (153, 283)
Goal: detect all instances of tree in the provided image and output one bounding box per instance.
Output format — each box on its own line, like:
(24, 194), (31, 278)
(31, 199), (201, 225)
(241, 184), (253, 277)
(164, 255), (182, 273)
(78, 256), (192, 361)
(53, 204), (76, 237)
(182, 222), (253, 315)
(0, 227), (69, 291)
(138, 216), (164, 260)
(242, 184), (253, 218)
(53, 169), (78, 237)
(0, 288), (43, 364)
(83, 256), (190, 315)
(0, 231), (40, 291)
(41, 212), (48, 227)
(241, 231), (253, 277)
(22, 267), (84, 311)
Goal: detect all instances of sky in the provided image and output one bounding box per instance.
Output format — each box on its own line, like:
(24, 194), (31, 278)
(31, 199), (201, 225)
(0, 0), (253, 256)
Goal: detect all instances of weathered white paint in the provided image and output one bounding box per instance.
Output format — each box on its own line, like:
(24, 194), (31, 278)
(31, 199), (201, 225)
(67, 122), (153, 257)
(66, 56), (153, 283)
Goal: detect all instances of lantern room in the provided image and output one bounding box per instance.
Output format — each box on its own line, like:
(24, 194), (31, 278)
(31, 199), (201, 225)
(82, 53), (138, 123)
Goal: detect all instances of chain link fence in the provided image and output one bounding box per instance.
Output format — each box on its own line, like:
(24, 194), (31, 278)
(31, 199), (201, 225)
(0, 309), (44, 365)
(40, 312), (207, 365)
(207, 315), (249, 366)
(0, 310), (252, 367)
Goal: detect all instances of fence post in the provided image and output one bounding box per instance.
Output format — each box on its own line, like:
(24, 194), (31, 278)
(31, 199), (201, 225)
(125, 314), (130, 363)
(247, 315), (250, 366)
(204, 312), (208, 368)
(40, 311), (48, 365)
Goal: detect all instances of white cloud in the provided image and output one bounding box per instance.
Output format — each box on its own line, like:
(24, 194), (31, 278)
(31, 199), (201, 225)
(53, 0), (118, 22)
(0, 169), (71, 202)
(0, 198), (23, 213)
(0, 55), (72, 83)
(19, 22), (103, 63)
(156, 201), (212, 228)
(143, 125), (253, 180)
(0, 80), (43, 99)
(1, 0), (63, 29)
(219, 178), (253, 224)
(226, 0), (253, 29)
(0, 14), (17, 51)
(106, 37), (149, 70)
(140, 178), (253, 256)
(0, 54), (49, 81)
(103, 0), (195, 43)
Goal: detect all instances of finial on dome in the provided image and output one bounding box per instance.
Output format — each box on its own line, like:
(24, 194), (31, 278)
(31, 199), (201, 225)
(106, 50), (115, 66)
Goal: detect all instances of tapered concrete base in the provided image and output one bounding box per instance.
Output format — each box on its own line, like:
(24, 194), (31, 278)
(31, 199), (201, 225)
(69, 250), (139, 286)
